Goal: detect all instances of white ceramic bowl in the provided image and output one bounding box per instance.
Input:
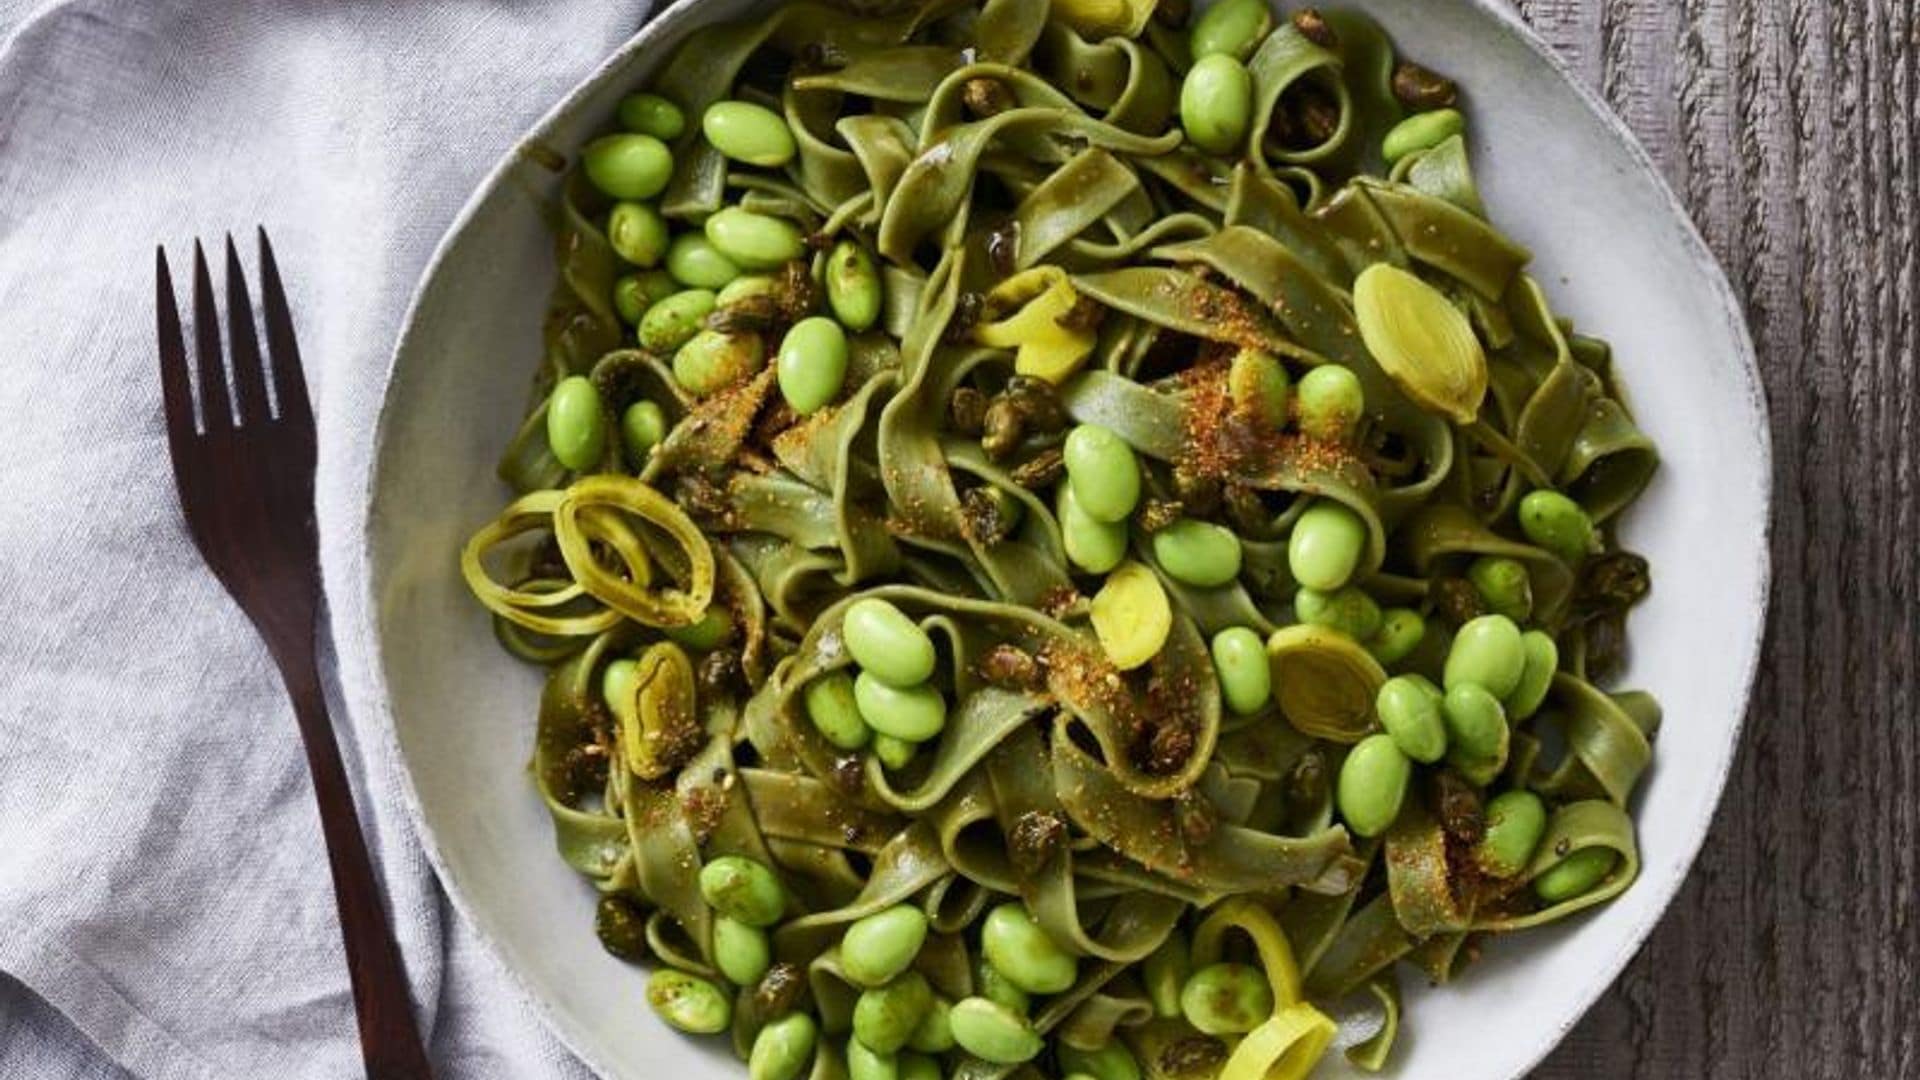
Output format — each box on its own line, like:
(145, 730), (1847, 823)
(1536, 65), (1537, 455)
(356, 2), (1771, 1076)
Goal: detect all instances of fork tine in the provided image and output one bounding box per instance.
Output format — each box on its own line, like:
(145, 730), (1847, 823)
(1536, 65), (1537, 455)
(155, 246), (198, 443)
(190, 240), (231, 431)
(223, 234), (271, 425)
(256, 228), (311, 428)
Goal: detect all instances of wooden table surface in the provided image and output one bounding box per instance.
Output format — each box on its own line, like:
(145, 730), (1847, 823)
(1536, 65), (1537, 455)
(1504, 2), (1919, 1077)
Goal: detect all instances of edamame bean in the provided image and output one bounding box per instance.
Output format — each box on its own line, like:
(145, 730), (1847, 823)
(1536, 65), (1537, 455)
(1474, 789), (1547, 879)
(1211, 627), (1271, 717)
(907, 996), (955, 1053)
(546, 376), (606, 471)
(1058, 483), (1128, 575)
(778, 317), (850, 415)
(854, 971), (935, 1054)
(1059, 1041), (1142, 1080)
(1444, 614), (1526, 698)
(1533, 846), (1618, 902)
(1189, 0), (1273, 61)
(622, 400), (667, 464)
(619, 92), (686, 140)
(843, 598), (937, 687)
(609, 202), (670, 267)
(750, 1013), (818, 1080)
(841, 905), (929, 987)
(1296, 365), (1364, 442)
(847, 1037), (899, 1080)
(1517, 490), (1597, 563)
(949, 998), (1043, 1064)
(1367, 607), (1427, 665)
(981, 903), (1077, 994)
(1178, 963), (1275, 1035)
(1382, 107), (1465, 164)
(707, 207), (807, 270)
(602, 657), (638, 713)
(674, 329), (765, 397)
(667, 233), (743, 289)
(1063, 424), (1141, 523)
(647, 969), (732, 1033)
(1140, 929), (1190, 1018)
(698, 855), (786, 927)
(714, 916), (772, 986)
(613, 273), (657, 325)
(805, 671), (870, 750)
(717, 274), (777, 306)
(1228, 348), (1290, 428)
(827, 240), (883, 332)
(1153, 520), (1243, 588)
(1287, 500), (1367, 591)
(595, 894), (648, 961)
(973, 956), (1030, 1014)
(1467, 556), (1533, 622)
(1180, 54), (1253, 156)
(582, 134), (674, 201)
(873, 733), (918, 770)
(638, 288), (717, 354)
(1091, 561), (1173, 671)
(854, 672), (946, 742)
(1375, 674), (1447, 764)
(1505, 630), (1559, 719)
(665, 607), (735, 650)
(1337, 734), (1411, 837)
(704, 101), (798, 167)
(898, 1054), (941, 1080)
(1441, 682), (1509, 765)
(1293, 585), (1383, 641)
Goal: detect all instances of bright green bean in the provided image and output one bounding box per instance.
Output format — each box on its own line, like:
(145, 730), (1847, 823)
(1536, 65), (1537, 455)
(718, 274), (777, 306)
(1287, 500), (1367, 591)
(1153, 519), (1243, 587)
(1058, 483), (1129, 574)
(898, 1054), (941, 1080)
(980, 903), (1077, 994)
(841, 905), (928, 987)
(546, 376), (605, 471)
(613, 272), (666, 325)
(777, 316), (850, 415)
(805, 671), (870, 750)
(948, 997), (1043, 1064)
(706, 207), (808, 270)
(1505, 630), (1559, 719)
(750, 1013), (819, 1080)
(1295, 364), (1365, 442)
(1467, 556), (1534, 623)
(1210, 627), (1271, 716)
(622, 400), (667, 465)
(703, 101), (798, 167)
(665, 607), (734, 650)
(1475, 789), (1547, 879)
(609, 202), (670, 268)
(843, 598), (936, 687)
(1140, 928), (1190, 1018)
(714, 916), (772, 986)
(667, 233), (743, 289)
(637, 288), (717, 354)
(698, 855), (786, 927)
(907, 996), (955, 1053)
(1059, 1041), (1143, 1080)
(1178, 962), (1275, 1035)
(854, 971), (935, 1054)
(847, 1036), (899, 1080)
(1533, 846), (1618, 902)
(1064, 424), (1141, 523)
(1368, 607), (1427, 666)
(855, 673), (947, 742)
(1293, 585), (1383, 641)
(582, 134), (673, 200)
(1441, 682), (1509, 779)
(1444, 614), (1526, 697)
(872, 733), (917, 770)
(1375, 674), (1447, 764)
(1228, 347), (1290, 429)
(1180, 55), (1253, 156)
(647, 969), (732, 1033)
(673, 329), (765, 396)
(619, 93), (687, 140)
(1189, 0), (1273, 61)
(1336, 733), (1411, 838)
(973, 955), (1030, 1015)
(827, 240), (883, 331)
(1382, 108), (1466, 165)
(1518, 489), (1597, 563)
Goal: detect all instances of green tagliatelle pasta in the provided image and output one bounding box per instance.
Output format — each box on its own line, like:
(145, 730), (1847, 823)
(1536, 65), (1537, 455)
(461, 1), (1665, 1075)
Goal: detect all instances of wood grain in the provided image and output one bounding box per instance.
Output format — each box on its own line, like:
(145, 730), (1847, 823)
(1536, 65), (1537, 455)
(1510, 1), (1920, 1077)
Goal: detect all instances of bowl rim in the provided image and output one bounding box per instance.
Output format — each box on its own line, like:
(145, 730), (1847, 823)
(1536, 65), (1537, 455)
(350, 1), (1773, 1076)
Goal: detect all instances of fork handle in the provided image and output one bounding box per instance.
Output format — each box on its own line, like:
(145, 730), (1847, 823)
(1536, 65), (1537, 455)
(277, 646), (436, 1079)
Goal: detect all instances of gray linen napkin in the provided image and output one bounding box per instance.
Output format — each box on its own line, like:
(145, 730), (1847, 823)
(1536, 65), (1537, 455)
(0, 1), (660, 1075)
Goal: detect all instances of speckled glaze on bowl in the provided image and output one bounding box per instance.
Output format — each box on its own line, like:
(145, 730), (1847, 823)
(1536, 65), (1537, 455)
(352, 2), (1771, 1077)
